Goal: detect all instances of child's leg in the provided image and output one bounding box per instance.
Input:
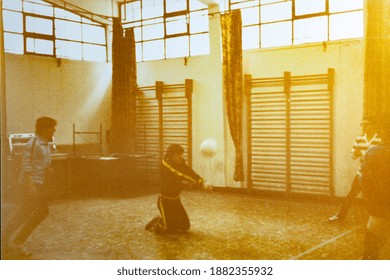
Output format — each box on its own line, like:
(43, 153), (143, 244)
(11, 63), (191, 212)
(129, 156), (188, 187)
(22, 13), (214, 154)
(174, 200), (190, 232)
(155, 197), (190, 233)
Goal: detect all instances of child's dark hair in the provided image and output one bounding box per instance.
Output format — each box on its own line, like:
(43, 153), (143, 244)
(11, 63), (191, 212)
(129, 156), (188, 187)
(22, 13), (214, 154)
(35, 116), (57, 134)
(165, 144), (184, 160)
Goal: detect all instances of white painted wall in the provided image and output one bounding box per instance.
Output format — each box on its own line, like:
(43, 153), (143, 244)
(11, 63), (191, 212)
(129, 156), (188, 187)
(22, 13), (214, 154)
(5, 53), (112, 147)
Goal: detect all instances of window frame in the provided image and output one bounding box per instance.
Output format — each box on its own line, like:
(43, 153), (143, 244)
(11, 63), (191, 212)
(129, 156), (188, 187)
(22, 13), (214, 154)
(23, 13), (56, 57)
(292, 0), (328, 19)
(229, 0), (363, 50)
(121, 0), (209, 62)
(2, 0), (108, 62)
(163, 0), (189, 38)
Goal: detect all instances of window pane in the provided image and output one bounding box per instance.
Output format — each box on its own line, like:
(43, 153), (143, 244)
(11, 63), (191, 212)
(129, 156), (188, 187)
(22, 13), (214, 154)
(83, 44), (107, 62)
(56, 40), (82, 60)
(295, 0), (326, 16)
(261, 21), (292, 48)
(166, 16), (187, 36)
(261, 1), (292, 23)
(190, 33), (209, 56)
(3, 0), (22, 11)
(330, 11), (363, 40)
(136, 42), (143, 62)
(122, 0), (141, 22)
(55, 7), (81, 21)
(3, 10), (23, 33)
(134, 27), (142, 42)
(55, 19), (82, 41)
(190, 10), (208, 33)
(242, 6), (260, 26)
(190, 0), (207, 10)
(166, 0), (187, 13)
(142, 0), (163, 19)
(24, 1), (53, 16)
(143, 40), (164, 61)
(329, 0), (363, 13)
(242, 25), (259, 50)
(82, 24), (106, 44)
(26, 16), (53, 35)
(143, 23), (164, 40)
(3, 33), (24, 54)
(166, 36), (189, 58)
(26, 38), (53, 55)
(294, 16), (327, 44)
(231, 0), (259, 10)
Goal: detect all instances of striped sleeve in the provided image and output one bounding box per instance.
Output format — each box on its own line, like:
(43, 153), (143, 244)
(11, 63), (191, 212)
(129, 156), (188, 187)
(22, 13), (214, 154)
(162, 160), (200, 184)
(351, 136), (363, 159)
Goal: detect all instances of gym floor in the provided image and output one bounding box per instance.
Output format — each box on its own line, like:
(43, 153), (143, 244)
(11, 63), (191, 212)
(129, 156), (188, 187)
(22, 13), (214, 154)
(3, 189), (389, 260)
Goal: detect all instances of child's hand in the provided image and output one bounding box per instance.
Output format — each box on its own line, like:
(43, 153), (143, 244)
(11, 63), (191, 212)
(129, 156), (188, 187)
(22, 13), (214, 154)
(200, 180), (213, 191)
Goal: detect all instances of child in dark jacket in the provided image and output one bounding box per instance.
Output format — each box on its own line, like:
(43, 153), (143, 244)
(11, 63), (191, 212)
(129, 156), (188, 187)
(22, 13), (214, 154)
(145, 144), (204, 233)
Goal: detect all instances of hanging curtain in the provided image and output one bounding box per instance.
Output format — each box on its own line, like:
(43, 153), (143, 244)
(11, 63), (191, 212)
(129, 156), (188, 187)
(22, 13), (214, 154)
(111, 18), (137, 154)
(221, 10), (244, 182)
(364, 0), (390, 120)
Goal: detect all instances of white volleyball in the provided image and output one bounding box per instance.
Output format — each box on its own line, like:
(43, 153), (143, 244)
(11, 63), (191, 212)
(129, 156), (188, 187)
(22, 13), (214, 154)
(199, 138), (218, 158)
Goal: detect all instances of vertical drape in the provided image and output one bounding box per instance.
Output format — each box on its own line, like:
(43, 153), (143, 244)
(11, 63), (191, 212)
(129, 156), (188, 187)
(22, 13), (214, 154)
(364, 0), (390, 120)
(111, 18), (137, 154)
(221, 10), (244, 182)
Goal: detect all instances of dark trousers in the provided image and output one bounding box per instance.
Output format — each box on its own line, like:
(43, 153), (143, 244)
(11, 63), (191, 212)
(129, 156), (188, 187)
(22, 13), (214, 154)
(156, 196), (190, 233)
(362, 216), (390, 259)
(4, 184), (49, 245)
(337, 174), (361, 219)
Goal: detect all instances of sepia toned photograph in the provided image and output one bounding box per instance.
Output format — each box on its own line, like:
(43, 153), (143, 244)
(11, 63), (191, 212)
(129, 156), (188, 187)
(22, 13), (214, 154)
(1, 0), (389, 261)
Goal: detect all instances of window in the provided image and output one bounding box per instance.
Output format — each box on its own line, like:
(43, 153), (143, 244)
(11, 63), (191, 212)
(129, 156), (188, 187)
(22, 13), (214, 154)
(260, 1), (291, 23)
(121, 0), (209, 61)
(24, 13), (55, 56)
(261, 21), (292, 48)
(228, 0), (363, 50)
(294, 0), (326, 17)
(2, 0), (107, 62)
(243, 25), (260, 50)
(294, 16), (328, 44)
(329, 10), (363, 40)
(120, 0), (363, 60)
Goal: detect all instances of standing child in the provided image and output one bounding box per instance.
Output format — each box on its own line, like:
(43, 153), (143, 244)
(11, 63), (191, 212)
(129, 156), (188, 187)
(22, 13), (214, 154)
(360, 115), (390, 259)
(328, 117), (381, 222)
(3, 116), (57, 258)
(145, 144), (204, 233)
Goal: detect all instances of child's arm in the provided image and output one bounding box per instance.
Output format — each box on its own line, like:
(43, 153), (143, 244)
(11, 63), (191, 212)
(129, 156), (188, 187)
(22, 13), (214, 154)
(351, 137), (362, 160)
